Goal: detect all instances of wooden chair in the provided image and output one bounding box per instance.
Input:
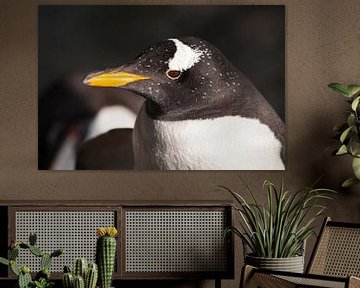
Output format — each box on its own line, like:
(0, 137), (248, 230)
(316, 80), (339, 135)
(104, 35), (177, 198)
(241, 217), (360, 288)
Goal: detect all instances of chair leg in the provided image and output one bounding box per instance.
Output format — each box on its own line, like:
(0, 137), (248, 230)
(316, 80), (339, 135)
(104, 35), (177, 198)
(240, 265), (255, 288)
(240, 265), (296, 288)
(215, 278), (221, 288)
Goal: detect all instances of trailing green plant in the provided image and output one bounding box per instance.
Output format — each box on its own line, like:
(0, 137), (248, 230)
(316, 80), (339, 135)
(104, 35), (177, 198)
(220, 178), (335, 258)
(0, 232), (63, 288)
(96, 227), (118, 288)
(62, 258), (98, 288)
(329, 82), (360, 187)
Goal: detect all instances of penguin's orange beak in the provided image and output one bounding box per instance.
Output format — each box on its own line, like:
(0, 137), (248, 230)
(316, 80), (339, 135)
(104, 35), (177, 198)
(83, 69), (150, 87)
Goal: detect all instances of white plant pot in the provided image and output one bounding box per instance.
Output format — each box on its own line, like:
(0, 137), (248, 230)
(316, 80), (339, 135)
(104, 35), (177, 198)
(245, 254), (305, 273)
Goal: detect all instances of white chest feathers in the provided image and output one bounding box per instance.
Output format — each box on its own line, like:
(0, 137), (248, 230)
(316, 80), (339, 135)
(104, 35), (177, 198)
(133, 107), (284, 170)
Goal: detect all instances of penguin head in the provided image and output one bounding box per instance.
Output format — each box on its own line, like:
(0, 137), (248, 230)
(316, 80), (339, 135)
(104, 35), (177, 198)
(84, 37), (240, 120)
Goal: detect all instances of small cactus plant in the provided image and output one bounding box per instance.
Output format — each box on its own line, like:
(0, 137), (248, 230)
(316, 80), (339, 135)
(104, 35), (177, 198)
(85, 262), (98, 288)
(19, 266), (32, 288)
(74, 258), (88, 280)
(62, 266), (74, 288)
(62, 259), (98, 288)
(73, 275), (85, 288)
(0, 232), (63, 288)
(96, 227), (118, 288)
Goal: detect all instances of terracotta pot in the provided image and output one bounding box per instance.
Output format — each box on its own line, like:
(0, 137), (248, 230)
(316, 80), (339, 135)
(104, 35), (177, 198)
(245, 254), (305, 273)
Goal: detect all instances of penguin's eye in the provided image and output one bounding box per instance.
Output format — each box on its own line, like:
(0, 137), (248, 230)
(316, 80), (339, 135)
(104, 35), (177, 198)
(166, 69), (182, 80)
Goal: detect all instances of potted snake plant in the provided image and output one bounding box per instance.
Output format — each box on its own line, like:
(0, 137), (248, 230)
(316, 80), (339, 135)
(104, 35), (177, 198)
(328, 83), (360, 187)
(220, 178), (335, 273)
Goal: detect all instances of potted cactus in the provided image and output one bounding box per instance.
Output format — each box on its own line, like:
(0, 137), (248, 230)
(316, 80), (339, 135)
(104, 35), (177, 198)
(96, 227), (118, 288)
(62, 258), (98, 288)
(62, 227), (117, 288)
(0, 232), (64, 288)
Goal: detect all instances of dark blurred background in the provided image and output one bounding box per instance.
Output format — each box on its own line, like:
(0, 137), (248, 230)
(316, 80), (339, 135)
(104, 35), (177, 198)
(38, 5), (284, 169)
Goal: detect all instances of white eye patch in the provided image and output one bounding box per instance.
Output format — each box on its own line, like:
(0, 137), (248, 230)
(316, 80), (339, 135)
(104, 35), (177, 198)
(168, 39), (203, 72)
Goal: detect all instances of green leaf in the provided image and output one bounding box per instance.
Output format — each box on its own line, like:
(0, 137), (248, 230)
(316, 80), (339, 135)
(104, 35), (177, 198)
(349, 135), (360, 156)
(336, 145), (348, 155)
(351, 126), (359, 134)
(10, 261), (20, 276)
(40, 254), (51, 270)
(29, 246), (44, 257)
(340, 126), (353, 143)
(352, 157), (360, 179)
(347, 85), (360, 97)
(50, 248), (63, 257)
(9, 247), (19, 261)
(29, 232), (37, 246)
(342, 177), (360, 187)
(21, 265), (30, 274)
(0, 257), (9, 266)
(333, 123), (347, 132)
(223, 179), (335, 258)
(19, 243), (29, 249)
(328, 83), (351, 97)
(18, 271), (32, 288)
(351, 96), (360, 111)
(347, 114), (356, 128)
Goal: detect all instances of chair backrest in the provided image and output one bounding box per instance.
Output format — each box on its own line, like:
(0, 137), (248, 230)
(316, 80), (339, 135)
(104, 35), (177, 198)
(307, 217), (360, 277)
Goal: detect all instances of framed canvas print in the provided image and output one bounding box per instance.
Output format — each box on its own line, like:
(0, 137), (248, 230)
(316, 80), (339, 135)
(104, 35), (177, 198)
(38, 5), (285, 171)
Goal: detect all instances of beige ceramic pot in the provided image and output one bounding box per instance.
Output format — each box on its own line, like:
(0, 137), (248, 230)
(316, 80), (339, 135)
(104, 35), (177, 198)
(245, 254), (305, 273)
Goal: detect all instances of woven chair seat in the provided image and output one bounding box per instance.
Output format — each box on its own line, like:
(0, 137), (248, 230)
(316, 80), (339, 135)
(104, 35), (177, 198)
(277, 274), (347, 288)
(241, 218), (360, 288)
